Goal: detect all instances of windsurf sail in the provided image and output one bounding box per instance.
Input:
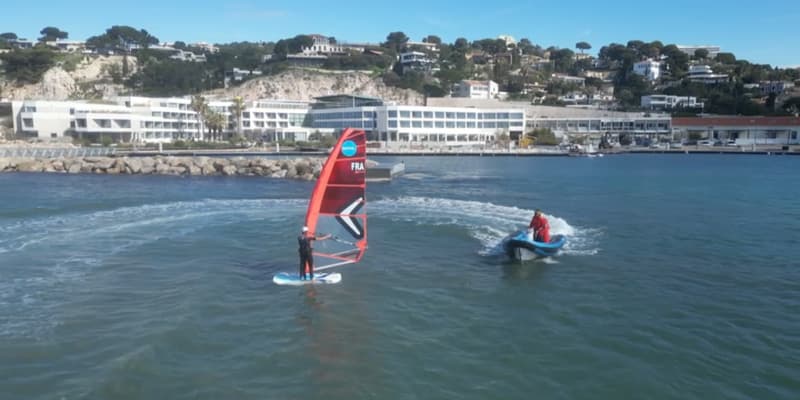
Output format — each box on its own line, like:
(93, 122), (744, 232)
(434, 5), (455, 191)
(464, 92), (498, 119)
(305, 128), (367, 271)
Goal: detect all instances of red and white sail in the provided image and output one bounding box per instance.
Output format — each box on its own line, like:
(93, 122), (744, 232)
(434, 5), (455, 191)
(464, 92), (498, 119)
(304, 128), (367, 270)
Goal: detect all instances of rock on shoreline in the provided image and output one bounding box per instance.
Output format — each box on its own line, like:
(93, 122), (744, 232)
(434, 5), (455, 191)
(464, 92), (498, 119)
(0, 156), (325, 180)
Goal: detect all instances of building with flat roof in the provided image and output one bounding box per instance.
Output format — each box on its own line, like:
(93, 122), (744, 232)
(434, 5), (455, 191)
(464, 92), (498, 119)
(672, 116), (800, 145)
(452, 80), (499, 99)
(688, 65), (728, 84)
(633, 60), (662, 81)
(309, 95), (525, 147)
(677, 45), (721, 57)
(641, 95), (703, 110)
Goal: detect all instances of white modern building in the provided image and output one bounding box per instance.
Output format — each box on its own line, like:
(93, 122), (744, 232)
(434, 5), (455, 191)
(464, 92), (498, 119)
(301, 34), (364, 56)
(11, 97), (229, 143)
(641, 95), (703, 110)
(240, 100), (314, 142)
(688, 65), (728, 84)
(672, 116), (800, 145)
(676, 45), (721, 57)
(309, 95), (525, 147)
(633, 59), (662, 81)
(399, 51), (435, 71)
(452, 80), (499, 99)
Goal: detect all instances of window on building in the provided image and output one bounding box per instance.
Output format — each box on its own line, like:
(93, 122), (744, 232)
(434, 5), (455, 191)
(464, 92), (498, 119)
(412, 111), (422, 118)
(388, 110), (397, 118)
(467, 113), (476, 119)
(435, 121), (444, 128)
(424, 111), (433, 118)
(457, 112), (465, 119)
(412, 121), (422, 128)
(435, 112), (444, 118)
(446, 121), (455, 128)
(400, 111), (410, 118)
(400, 121), (410, 128)
(446, 112), (455, 119)
(424, 121), (433, 128)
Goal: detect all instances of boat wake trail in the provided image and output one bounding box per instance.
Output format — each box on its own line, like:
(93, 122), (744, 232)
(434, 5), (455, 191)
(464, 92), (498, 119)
(370, 196), (601, 257)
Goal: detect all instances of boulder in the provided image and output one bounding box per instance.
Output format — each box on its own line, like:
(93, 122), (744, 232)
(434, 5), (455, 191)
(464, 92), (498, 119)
(125, 158), (143, 174)
(222, 165), (237, 176)
(16, 160), (43, 172)
(67, 162), (82, 174)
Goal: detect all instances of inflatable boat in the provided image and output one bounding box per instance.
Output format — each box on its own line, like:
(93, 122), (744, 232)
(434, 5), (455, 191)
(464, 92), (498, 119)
(504, 230), (566, 261)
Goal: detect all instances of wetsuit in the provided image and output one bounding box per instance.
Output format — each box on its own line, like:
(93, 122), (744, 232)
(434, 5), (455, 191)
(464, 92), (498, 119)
(298, 234), (315, 280)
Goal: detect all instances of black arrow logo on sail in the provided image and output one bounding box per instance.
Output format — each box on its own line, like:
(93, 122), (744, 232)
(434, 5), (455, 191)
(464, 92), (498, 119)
(336, 197), (364, 239)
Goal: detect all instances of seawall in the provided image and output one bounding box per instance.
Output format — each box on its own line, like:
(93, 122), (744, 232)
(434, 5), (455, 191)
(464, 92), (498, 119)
(0, 156), (325, 180)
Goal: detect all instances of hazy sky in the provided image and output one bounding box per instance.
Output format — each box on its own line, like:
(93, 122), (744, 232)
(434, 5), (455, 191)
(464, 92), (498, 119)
(3, 0), (799, 67)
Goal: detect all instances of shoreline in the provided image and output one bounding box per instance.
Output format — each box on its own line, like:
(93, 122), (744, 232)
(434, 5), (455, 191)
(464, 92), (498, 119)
(114, 148), (800, 157)
(0, 156), (324, 179)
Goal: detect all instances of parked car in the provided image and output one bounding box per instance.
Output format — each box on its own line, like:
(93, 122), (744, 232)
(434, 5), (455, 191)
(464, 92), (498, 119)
(698, 140), (712, 146)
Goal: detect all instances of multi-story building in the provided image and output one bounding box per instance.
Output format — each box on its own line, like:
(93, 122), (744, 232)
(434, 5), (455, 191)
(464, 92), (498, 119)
(759, 81), (795, 96)
(310, 95), (525, 146)
(239, 100), (314, 142)
(399, 51), (436, 72)
(641, 95), (703, 110)
(633, 59), (661, 81)
(11, 97), (229, 143)
(672, 116), (800, 145)
(676, 45), (721, 57)
(688, 65), (728, 84)
(452, 80), (499, 99)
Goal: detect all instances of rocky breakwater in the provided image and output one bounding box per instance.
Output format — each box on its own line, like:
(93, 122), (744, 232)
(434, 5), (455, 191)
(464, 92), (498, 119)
(0, 156), (324, 180)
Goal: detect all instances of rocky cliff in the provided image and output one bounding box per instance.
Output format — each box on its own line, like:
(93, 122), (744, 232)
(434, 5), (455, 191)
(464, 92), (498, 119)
(203, 68), (424, 104)
(2, 58), (424, 104)
(0, 56), (132, 100)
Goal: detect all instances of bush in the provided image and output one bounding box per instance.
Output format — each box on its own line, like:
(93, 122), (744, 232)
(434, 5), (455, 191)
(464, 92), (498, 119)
(530, 128), (559, 146)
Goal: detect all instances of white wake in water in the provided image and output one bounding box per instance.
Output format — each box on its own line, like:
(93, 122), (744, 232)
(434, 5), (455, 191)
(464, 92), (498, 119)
(369, 196), (601, 257)
(0, 196), (599, 337)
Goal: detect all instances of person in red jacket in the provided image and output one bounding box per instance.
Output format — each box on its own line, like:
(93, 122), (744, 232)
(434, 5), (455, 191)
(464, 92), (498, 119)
(528, 209), (551, 243)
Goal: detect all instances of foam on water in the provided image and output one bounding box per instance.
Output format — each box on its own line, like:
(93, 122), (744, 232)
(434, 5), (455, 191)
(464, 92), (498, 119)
(369, 196), (600, 257)
(0, 195), (599, 338)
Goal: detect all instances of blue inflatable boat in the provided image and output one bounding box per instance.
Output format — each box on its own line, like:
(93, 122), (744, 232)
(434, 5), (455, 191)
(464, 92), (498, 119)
(504, 230), (566, 260)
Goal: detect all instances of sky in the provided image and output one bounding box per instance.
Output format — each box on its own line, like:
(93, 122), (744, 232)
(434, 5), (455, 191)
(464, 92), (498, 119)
(2, 0), (799, 67)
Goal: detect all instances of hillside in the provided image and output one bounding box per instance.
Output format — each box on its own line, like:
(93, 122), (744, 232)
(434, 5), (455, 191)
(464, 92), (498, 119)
(202, 68), (425, 104)
(0, 55), (133, 100)
(1, 57), (424, 105)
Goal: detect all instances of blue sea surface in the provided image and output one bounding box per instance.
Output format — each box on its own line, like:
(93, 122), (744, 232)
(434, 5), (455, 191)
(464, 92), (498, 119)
(1, 154), (799, 399)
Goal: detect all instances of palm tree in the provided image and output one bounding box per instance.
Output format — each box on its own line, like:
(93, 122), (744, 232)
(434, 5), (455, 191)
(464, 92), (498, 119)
(190, 95), (208, 141)
(205, 111), (226, 142)
(230, 96), (245, 140)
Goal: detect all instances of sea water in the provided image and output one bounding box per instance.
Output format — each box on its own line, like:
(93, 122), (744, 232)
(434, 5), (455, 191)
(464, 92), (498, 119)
(1, 154), (799, 399)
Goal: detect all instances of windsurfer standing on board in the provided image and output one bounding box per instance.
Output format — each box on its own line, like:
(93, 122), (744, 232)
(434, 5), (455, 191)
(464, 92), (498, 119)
(298, 226), (331, 280)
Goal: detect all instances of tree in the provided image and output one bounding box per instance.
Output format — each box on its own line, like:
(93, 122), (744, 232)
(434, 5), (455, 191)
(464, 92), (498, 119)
(575, 41), (591, 54)
(190, 95), (208, 141)
(86, 25), (159, 51)
(205, 111), (227, 141)
(694, 49), (709, 60)
(715, 52), (737, 64)
(550, 48), (575, 73)
(383, 32), (409, 53)
(0, 47), (57, 83)
(423, 35), (442, 45)
(39, 27), (68, 42)
(230, 96), (245, 139)
(0, 32), (17, 40)
(782, 97), (800, 116)
(453, 37), (469, 52)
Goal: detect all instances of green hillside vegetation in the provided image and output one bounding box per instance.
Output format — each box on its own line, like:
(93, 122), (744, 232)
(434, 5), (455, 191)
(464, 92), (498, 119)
(2, 26), (799, 116)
